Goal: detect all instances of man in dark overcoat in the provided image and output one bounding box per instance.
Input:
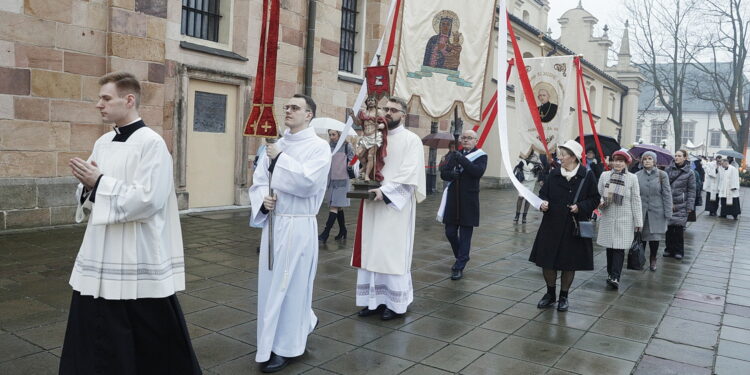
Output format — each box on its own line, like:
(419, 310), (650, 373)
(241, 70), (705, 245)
(438, 130), (487, 280)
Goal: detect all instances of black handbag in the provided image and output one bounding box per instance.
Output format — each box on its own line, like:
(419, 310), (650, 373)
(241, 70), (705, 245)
(627, 232), (646, 270)
(514, 163), (525, 182)
(572, 171), (594, 238)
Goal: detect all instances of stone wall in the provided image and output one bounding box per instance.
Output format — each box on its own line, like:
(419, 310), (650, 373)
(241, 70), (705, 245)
(0, 0), (393, 231)
(0, 0), (168, 230)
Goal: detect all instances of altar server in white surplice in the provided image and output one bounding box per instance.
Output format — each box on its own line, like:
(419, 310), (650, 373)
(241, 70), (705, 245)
(352, 96), (426, 321)
(249, 94), (331, 373)
(60, 72), (201, 375)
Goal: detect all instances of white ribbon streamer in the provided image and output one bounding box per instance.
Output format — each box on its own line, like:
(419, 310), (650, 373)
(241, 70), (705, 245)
(496, 3), (543, 209)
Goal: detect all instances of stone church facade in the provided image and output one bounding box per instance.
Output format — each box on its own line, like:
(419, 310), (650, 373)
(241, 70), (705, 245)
(0, 0), (640, 230)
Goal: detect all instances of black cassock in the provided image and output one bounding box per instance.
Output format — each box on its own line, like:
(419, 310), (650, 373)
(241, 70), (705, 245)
(59, 121), (201, 375)
(538, 102), (558, 123)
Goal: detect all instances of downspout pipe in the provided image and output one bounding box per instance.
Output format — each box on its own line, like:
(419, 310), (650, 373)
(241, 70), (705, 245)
(304, 0), (317, 96)
(619, 91), (626, 143)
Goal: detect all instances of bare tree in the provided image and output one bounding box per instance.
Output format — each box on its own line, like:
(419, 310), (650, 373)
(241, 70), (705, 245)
(626, 0), (704, 150)
(688, 0), (749, 154)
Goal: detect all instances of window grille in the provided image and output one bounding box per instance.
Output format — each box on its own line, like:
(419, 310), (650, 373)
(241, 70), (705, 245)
(339, 0), (358, 73)
(182, 0), (222, 42)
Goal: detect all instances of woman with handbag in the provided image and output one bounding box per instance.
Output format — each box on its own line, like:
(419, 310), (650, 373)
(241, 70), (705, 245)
(529, 140), (600, 312)
(636, 151), (672, 271)
(664, 150), (696, 260)
(596, 150), (643, 289)
(513, 152), (542, 223)
(319, 130), (354, 242)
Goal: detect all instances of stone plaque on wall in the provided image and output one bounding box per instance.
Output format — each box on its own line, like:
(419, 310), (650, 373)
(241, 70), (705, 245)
(194, 91), (227, 133)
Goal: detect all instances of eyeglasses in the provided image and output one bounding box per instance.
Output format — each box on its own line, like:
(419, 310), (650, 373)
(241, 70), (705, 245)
(382, 107), (403, 113)
(283, 104), (310, 112)
(460, 136), (476, 140)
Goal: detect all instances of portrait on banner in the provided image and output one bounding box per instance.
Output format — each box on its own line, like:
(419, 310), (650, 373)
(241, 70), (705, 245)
(393, 0), (495, 121)
(512, 56), (577, 155)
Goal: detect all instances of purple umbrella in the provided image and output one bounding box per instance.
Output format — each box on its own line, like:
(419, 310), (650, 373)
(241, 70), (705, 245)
(629, 144), (674, 166)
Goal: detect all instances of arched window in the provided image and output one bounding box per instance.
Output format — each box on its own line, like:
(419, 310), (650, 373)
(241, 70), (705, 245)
(522, 52), (534, 59)
(522, 10), (530, 23)
(588, 85), (597, 112)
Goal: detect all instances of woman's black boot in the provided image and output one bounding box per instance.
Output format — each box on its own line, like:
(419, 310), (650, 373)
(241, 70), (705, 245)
(319, 212), (338, 242)
(335, 210), (347, 240)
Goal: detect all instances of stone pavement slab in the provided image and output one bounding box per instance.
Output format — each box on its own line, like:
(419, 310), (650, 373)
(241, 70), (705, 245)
(1, 188), (749, 374)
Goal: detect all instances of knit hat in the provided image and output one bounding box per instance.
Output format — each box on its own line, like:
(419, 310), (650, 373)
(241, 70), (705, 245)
(640, 151), (657, 163)
(558, 140), (583, 161)
(612, 149), (632, 164)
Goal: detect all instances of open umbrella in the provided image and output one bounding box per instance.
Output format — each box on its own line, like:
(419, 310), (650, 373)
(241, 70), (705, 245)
(310, 117), (357, 137)
(717, 149), (744, 160)
(422, 132), (456, 149)
(629, 144), (673, 166)
(574, 134), (621, 157)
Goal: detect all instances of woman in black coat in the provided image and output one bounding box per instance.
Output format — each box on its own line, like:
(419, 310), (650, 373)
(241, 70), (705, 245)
(529, 140), (600, 312)
(439, 130), (488, 280)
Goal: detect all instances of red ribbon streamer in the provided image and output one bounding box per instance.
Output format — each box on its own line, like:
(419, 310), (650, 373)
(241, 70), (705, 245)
(577, 58), (609, 170)
(476, 59), (515, 148)
(383, 0), (402, 66)
(507, 13), (551, 161)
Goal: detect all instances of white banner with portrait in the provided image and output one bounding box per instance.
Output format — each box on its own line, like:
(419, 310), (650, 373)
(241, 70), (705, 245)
(393, 0), (495, 121)
(512, 56), (577, 156)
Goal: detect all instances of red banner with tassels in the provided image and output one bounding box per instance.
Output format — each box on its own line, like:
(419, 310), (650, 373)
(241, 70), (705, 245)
(244, 0), (280, 138)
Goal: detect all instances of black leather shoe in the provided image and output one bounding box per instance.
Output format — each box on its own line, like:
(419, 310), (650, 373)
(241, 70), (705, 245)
(537, 293), (556, 308)
(451, 269), (463, 280)
(607, 278), (620, 289)
(381, 307), (403, 320)
(261, 353), (289, 373)
(357, 305), (385, 317)
(557, 296), (569, 312)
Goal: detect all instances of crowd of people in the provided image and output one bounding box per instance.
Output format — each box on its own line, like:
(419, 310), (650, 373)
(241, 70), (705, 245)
(523, 142), (742, 312)
(61, 72), (744, 374)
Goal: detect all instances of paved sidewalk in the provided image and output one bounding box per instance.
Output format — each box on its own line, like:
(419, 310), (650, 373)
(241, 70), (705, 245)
(1, 188), (748, 374)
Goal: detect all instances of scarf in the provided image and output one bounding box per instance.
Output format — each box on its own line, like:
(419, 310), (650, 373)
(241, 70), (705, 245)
(560, 164), (580, 181)
(604, 169), (627, 205)
(436, 148), (487, 222)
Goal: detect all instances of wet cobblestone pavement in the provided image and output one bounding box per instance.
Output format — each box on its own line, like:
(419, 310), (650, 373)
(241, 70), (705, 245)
(1, 188), (749, 374)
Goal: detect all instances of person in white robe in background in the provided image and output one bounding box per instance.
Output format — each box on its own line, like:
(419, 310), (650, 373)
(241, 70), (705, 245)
(249, 94), (331, 373)
(703, 156), (721, 216)
(717, 158), (741, 220)
(352, 96), (426, 321)
(60, 72), (200, 375)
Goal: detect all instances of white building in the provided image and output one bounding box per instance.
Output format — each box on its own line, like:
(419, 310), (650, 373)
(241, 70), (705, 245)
(634, 63), (749, 157)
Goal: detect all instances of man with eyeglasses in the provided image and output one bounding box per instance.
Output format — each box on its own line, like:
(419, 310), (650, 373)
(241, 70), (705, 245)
(437, 130), (487, 280)
(248, 94), (331, 372)
(352, 96), (426, 320)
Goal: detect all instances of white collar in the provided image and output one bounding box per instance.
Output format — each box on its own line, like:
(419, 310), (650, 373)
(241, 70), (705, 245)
(113, 117), (142, 134)
(560, 164), (580, 180)
(283, 126), (315, 141)
(388, 124), (405, 135)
